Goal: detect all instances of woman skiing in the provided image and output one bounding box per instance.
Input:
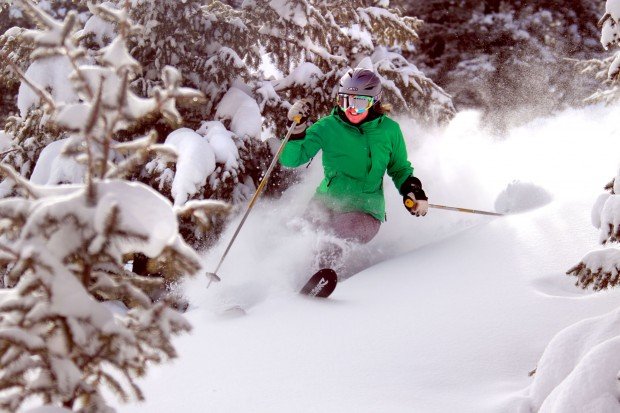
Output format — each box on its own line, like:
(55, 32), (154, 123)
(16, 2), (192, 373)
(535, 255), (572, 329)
(280, 68), (429, 280)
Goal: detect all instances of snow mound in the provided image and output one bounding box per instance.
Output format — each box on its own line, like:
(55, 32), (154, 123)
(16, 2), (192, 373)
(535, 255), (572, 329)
(26, 180), (181, 258)
(530, 274), (596, 299)
(30, 138), (86, 185)
(18, 55), (78, 117)
(494, 180), (552, 214)
(197, 121), (239, 170)
(215, 85), (262, 140)
(24, 407), (73, 413)
(527, 308), (620, 412)
(164, 128), (216, 206)
(0, 131), (12, 152)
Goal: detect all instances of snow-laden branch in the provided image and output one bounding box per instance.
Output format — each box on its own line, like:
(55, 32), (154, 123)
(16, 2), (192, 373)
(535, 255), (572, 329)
(567, 248), (620, 290)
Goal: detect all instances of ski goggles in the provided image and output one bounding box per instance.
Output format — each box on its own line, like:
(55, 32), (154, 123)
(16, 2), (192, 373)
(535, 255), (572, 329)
(337, 93), (374, 114)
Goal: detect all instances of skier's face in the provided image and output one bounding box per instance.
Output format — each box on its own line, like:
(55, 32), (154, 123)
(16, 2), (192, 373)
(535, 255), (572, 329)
(337, 93), (374, 123)
(344, 106), (370, 124)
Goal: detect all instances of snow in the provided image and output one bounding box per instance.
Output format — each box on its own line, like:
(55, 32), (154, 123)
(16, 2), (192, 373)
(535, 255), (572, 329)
(163, 128), (216, 206)
(24, 408), (73, 413)
(494, 180), (553, 214)
(29, 138), (86, 185)
(600, 17), (619, 50)
(111, 104), (620, 412)
(592, 192), (611, 228)
(0, 131), (12, 153)
(528, 308), (620, 412)
(273, 62), (323, 92)
(343, 24), (374, 50)
(600, 194), (620, 243)
(76, 11), (116, 47)
(78, 65), (156, 120)
(22, 180), (184, 259)
(269, 0), (308, 27)
(196, 121), (239, 170)
(215, 85), (262, 140)
(0, 328), (45, 350)
(17, 56), (78, 117)
(607, 0), (620, 20)
(100, 37), (140, 72)
(91, 181), (180, 257)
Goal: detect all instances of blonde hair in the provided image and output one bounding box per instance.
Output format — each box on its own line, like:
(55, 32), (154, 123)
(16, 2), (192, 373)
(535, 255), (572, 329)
(374, 102), (392, 114)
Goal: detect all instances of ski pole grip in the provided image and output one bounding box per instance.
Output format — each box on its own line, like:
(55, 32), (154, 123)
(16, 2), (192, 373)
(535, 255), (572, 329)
(405, 198), (415, 209)
(293, 114), (303, 124)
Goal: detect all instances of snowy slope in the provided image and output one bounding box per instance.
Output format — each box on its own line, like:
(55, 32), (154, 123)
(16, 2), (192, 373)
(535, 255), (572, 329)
(113, 104), (620, 413)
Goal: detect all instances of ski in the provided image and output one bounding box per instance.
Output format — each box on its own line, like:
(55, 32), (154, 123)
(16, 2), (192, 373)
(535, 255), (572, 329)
(299, 268), (338, 298)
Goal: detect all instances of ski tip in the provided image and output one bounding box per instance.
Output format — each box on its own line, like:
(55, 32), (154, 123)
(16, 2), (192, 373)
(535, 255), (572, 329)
(300, 268), (338, 298)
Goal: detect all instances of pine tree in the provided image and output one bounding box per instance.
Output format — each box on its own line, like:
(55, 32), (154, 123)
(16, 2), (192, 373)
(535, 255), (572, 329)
(397, 0), (603, 131)
(567, 170), (620, 290)
(567, 0), (620, 291)
(0, 0), (91, 185)
(0, 0), (90, 123)
(577, 0), (620, 104)
(0, 1), (222, 410)
(1, 0), (454, 253)
(217, 0), (455, 128)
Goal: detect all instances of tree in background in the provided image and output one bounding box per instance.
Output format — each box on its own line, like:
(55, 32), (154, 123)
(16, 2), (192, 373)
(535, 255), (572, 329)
(567, 0), (620, 289)
(567, 168), (620, 289)
(577, 0), (620, 104)
(0, 0), (91, 123)
(526, 1), (620, 409)
(219, 0), (455, 130)
(0, 1), (225, 410)
(195, 0), (454, 228)
(397, 0), (603, 131)
(0, 0), (91, 185)
(0, 0), (455, 251)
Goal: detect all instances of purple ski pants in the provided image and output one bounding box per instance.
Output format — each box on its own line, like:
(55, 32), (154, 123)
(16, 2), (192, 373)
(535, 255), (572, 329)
(304, 200), (381, 275)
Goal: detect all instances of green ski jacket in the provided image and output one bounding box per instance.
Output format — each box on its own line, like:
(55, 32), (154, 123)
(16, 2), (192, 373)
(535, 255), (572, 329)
(280, 108), (413, 221)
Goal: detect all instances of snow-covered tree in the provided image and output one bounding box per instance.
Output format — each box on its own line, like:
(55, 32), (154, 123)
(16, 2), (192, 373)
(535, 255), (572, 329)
(1, 0), (453, 252)
(567, 169), (620, 289)
(398, 0), (603, 131)
(0, 1), (224, 410)
(0, 0), (91, 186)
(0, 0), (91, 123)
(567, 0), (620, 289)
(218, 0), (455, 128)
(527, 3), (620, 408)
(577, 0), (620, 104)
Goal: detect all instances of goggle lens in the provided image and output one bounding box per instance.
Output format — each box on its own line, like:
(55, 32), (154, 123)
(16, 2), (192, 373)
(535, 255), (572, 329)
(337, 94), (374, 114)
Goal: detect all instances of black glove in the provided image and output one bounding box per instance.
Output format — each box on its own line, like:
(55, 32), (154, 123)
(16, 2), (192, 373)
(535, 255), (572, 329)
(400, 176), (428, 217)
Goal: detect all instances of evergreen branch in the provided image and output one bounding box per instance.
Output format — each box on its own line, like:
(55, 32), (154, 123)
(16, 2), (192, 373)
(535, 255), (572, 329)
(605, 179), (615, 193)
(0, 50), (56, 112)
(203, 4), (345, 65)
(174, 199), (231, 219)
(105, 132), (158, 180)
(123, 369), (145, 401)
(99, 370), (129, 403)
(66, 46), (94, 101)
(0, 164), (38, 199)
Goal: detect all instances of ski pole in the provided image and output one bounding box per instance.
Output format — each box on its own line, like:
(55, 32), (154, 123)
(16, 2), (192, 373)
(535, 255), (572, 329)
(205, 116), (303, 285)
(429, 203), (503, 216)
(405, 199), (503, 217)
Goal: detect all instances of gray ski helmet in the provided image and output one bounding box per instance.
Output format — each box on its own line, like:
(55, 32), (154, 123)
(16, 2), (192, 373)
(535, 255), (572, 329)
(338, 68), (382, 99)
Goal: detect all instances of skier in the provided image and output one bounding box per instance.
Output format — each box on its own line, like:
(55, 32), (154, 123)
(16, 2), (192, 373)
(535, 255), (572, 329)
(280, 68), (429, 283)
